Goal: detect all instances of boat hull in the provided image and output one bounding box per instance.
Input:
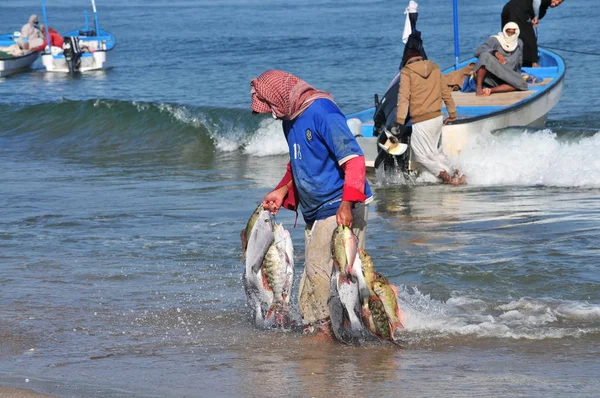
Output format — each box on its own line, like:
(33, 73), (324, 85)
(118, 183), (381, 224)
(41, 50), (108, 73)
(0, 51), (39, 77)
(441, 76), (563, 157)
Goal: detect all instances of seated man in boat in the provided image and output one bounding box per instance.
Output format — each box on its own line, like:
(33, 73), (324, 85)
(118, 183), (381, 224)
(396, 34), (466, 185)
(16, 14), (44, 51)
(39, 25), (65, 54)
(474, 22), (528, 96)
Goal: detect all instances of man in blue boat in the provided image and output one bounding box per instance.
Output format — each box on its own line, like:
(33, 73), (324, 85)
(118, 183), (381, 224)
(395, 35), (466, 185)
(250, 70), (373, 339)
(474, 22), (528, 96)
(17, 14), (44, 51)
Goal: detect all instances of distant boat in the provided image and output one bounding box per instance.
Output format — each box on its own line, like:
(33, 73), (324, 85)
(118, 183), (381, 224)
(346, 1), (565, 172)
(40, 0), (116, 73)
(0, 33), (40, 77)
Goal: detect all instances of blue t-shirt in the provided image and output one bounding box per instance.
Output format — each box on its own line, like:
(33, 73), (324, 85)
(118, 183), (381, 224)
(282, 99), (373, 223)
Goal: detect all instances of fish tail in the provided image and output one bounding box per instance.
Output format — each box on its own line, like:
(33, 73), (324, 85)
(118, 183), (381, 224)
(390, 339), (406, 349)
(394, 307), (405, 329)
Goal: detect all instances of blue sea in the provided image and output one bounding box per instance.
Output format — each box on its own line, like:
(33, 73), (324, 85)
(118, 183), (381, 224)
(1, 0), (600, 397)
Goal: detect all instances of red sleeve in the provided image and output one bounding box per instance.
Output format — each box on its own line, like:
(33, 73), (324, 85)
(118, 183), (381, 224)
(274, 162), (298, 211)
(274, 162), (293, 190)
(341, 156), (367, 202)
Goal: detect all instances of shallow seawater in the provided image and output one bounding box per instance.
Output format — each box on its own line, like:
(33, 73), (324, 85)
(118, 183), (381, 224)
(1, 0), (600, 397)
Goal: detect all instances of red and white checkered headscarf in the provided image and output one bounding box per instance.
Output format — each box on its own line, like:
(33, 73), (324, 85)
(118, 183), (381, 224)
(250, 70), (335, 120)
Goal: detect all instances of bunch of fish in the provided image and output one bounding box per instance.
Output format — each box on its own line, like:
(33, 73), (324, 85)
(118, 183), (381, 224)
(359, 248), (405, 346)
(328, 225), (405, 346)
(241, 204), (295, 329)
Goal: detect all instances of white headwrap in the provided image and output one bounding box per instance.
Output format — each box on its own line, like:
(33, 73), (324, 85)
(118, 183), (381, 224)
(493, 22), (520, 52)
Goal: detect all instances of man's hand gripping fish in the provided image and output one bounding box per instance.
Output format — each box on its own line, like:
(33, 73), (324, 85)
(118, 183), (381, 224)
(241, 204), (294, 329)
(328, 225), (371, 344)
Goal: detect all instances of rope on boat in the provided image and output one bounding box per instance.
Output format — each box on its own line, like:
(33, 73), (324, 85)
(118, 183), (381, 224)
(540, 45), (600, 57)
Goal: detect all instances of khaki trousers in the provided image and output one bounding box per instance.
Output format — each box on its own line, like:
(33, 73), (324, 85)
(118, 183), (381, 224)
(297, 203), (368, 324)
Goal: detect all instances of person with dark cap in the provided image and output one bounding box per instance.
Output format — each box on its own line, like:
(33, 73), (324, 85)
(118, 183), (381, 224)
(17, 14), (44, 51)
(250, 70), (373, 339)
(501, 0), (565, 67)
(395, 33), (466, 185)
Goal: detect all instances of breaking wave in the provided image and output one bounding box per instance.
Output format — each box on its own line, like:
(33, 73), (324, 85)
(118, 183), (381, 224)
(0, 99), (288, 162)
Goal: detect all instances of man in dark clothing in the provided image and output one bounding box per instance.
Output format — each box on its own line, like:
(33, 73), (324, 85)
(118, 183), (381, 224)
(501, 0), (564, 67)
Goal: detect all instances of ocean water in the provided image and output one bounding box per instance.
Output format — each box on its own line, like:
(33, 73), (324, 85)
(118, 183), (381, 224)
(1, 0), (600, 397)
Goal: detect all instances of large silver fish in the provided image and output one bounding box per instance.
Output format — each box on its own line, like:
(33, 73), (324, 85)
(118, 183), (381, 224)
(241, 205), (294, 329)
(328, 225), (370, 344)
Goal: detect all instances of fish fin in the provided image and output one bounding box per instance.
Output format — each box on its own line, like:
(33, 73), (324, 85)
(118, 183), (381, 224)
(338, 275), (351, 286)
(390, 286), (406, 328)
(240, 229), (248, 258)
(352, 255), (371, 301)
(264, 303), (279, 321)
(390, 339), (406, 349)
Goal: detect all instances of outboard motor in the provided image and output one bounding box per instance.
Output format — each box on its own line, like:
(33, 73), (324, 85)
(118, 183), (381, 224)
(372, 75), (413, 172)
(62, 36), (82, 74)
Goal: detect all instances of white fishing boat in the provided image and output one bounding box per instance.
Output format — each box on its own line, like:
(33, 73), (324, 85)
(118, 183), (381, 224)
(0, 33), (40, 77)
(346, 1), (565, 171)
(40, 0), (116, 73)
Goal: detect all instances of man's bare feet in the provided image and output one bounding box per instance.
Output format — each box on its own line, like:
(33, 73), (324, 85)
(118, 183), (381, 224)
(450, 175), (467, 185)
(439, 171), (467, 185)
(476, 87), (492, 96)
(438, 171), (453, 184)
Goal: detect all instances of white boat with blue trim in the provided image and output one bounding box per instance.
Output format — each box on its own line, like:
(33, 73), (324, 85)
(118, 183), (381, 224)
(40, 0), (116, 73)
(346, 1), (565, 171)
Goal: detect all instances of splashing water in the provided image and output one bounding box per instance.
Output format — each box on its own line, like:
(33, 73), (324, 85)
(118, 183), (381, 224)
(457, 128), (600, 187)
(398, 286), (600, 342)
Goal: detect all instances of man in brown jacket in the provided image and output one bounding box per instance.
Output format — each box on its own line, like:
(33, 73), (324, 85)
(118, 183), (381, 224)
(396, 46), (467, 185)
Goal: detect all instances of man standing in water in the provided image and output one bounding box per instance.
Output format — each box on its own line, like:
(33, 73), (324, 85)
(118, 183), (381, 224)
(250, 70), (373, 339)
(396, 35), (466, 185)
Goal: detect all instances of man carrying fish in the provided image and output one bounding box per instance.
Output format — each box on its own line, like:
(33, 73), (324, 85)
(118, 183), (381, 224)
(250, 70), (373, 338)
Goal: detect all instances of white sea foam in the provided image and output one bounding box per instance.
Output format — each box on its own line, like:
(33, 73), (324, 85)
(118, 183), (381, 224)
(397, 287), (600, 341)
(456, 128), (600, 187)
(243, 119), (288, 157)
